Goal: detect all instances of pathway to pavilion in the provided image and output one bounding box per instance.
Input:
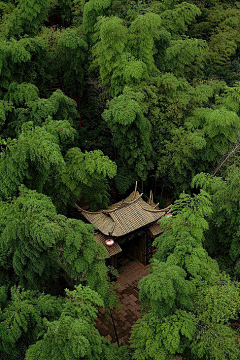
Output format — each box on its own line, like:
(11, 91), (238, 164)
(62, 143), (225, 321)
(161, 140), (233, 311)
(95, 260), (150, 345)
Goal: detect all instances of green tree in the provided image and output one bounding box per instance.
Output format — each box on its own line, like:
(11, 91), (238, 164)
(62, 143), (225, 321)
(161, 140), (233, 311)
(0, 36), (52, 97)
(154, 191), (219, 282)
(128, 12), (162, 75)
(140, 260), (195, 318)
(131, 190), (240, 360)
(158, 93), (240, 193)
(131, 309), (197, 360)
(93, 14), (162, 96)
(201, 3), (240, 66)
(0, 286), (63, 360)
(216, 81), (240, 115)
(82, 0), (111, 40)
(1, 0), (240, 358)
(102, 87), (153, 193)
(190, 275), (240, 360)
(0, 0), (52, 38)
(0, 284), (129, 360)
(187, 1), (240, 83)
(61, 147), (117, 209)
(56, 28), (88, 97)
(0, 186), (108, 295)
(25, 285), (129, 360)
(193, 168), (240, 276)
(133, 74), (220, 158)
(93, 16), (129, 96)
(0, 120), (70, 200)
(159, 2), (201, 35)
(162, 37), (208, 79)
(2, 86), (78, 137)
(0, 117), (116, 210)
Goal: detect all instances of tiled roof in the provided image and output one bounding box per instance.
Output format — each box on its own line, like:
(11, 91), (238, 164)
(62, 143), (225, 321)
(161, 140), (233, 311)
(76, 192), (170, 237)
(93, 232), (122, 258)
(148, 222), (163, 236)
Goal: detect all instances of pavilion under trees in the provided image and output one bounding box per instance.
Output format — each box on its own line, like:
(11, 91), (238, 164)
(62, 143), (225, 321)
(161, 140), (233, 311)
(77, 191), (171, 267)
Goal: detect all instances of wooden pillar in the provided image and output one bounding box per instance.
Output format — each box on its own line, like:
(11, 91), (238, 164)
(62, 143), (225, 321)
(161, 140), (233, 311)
(146, 232), (153, 264)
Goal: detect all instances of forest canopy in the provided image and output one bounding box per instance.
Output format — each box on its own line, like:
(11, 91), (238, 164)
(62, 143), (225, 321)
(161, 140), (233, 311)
(0, 0), (240, 359)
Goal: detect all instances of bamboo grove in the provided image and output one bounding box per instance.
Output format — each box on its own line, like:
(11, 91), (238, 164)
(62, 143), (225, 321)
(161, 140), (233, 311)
(0, 0), (240, 359)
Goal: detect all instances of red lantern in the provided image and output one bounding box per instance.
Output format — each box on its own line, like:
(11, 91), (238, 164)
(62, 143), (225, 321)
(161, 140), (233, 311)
(105, 239), (115, 247)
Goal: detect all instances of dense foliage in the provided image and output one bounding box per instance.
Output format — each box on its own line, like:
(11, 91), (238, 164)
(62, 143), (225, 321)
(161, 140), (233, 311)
(131, 192), (240, 359)
(0, 0), (240, 359)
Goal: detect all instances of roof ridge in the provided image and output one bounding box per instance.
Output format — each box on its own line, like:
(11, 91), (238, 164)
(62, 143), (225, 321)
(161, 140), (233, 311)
(138, 203), (172, 213)
(103, 193), (143, 214)
(76, 198), (171, 215)
(75, 203), (104, 214)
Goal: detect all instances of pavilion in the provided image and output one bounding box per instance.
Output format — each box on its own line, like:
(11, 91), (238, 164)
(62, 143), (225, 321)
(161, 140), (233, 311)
(76, 191), (171, 267)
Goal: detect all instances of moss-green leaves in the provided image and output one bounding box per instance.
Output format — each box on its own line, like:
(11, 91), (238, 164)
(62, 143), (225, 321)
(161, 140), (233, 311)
(102, 87), (153, 191)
